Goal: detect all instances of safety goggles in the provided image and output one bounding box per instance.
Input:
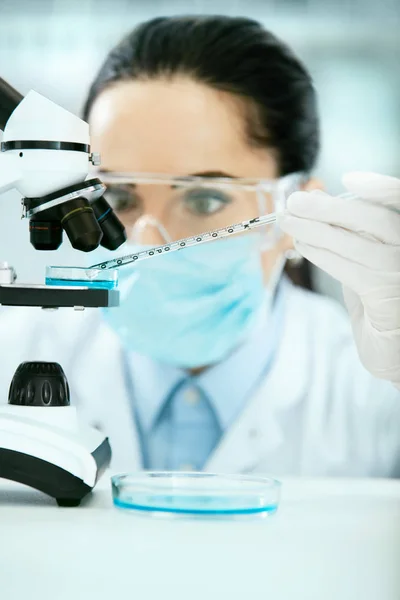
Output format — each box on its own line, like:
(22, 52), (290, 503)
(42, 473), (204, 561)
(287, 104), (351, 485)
(98, 171), (304, 247)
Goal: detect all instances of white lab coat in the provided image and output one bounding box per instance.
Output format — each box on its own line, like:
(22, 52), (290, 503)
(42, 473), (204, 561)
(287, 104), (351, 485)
(0, 281), (399, 477)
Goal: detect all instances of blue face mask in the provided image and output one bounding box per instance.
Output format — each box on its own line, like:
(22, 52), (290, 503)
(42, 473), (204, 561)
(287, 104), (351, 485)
(101, 236), (267, 368)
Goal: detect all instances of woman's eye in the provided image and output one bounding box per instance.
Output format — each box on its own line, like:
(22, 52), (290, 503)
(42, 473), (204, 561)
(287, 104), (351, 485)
(104, 186), (140, 212)
(183, 188), (231, 215)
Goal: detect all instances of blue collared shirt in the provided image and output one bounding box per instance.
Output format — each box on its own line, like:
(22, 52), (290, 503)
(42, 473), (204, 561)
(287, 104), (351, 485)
(125, 284), (286, 470)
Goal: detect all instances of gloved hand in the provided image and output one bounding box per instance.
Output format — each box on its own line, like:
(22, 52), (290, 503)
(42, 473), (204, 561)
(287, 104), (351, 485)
(280, 172), (400, 389)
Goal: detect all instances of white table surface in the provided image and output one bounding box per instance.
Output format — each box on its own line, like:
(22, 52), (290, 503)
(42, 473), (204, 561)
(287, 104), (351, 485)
(1, 473), (400, 600)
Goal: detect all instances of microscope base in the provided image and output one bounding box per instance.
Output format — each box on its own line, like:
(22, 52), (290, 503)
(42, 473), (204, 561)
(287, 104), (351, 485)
(0, 439), (111, 506)
(0, 405), (112, 506)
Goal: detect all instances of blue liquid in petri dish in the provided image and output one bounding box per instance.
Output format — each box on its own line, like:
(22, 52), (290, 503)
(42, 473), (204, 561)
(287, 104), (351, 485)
(111, 473), (281, 518)
(113, 495), (278, 515)
(45, 277), (117, 290)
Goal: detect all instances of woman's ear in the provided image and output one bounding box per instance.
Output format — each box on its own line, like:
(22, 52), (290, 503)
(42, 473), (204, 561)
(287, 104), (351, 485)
(302, 176), (324, 192)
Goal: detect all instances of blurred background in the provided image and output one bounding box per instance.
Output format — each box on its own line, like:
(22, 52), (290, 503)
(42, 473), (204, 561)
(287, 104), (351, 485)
(0, 0), (399, 300)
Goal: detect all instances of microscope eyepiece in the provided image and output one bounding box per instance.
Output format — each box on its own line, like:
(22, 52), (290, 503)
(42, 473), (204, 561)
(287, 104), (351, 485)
(0, 77), (23, 130)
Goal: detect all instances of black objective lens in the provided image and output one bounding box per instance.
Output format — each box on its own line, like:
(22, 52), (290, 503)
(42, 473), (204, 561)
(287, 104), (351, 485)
(58, 197), (103, 252)
(29, 198), (103, 252)
(8, 362), (70, 407)
(25, 180), (116, 252)
(29, 219), (63, 251)
(91, 196), (127, 250)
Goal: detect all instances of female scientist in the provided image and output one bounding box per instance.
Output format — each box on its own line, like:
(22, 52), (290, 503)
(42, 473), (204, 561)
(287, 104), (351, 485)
(1, 16), (399, 476)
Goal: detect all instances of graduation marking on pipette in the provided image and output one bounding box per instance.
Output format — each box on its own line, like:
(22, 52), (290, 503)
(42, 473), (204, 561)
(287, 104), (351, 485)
(89, 212), (279, 270)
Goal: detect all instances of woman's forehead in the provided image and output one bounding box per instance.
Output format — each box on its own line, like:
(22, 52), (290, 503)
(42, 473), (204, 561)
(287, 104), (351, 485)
(89, 78), (278, 178)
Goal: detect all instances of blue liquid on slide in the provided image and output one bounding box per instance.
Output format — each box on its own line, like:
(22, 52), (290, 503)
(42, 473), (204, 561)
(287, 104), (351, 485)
(45, 277), (117, 290)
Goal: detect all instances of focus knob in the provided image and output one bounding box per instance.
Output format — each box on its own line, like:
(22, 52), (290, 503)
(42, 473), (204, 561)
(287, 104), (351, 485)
(8, 361), (70, 407)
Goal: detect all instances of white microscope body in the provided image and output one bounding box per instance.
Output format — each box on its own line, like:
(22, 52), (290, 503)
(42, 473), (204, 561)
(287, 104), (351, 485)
(0, 79), (124, 506)
(0, 89), (90, 198)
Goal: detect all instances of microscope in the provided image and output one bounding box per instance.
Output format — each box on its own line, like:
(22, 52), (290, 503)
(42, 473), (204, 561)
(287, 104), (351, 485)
(0, 77), (126, 506)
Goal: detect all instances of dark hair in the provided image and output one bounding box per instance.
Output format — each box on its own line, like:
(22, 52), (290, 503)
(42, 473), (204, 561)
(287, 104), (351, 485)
(83, 15), (320, 176)
(84, 16), (318, 289)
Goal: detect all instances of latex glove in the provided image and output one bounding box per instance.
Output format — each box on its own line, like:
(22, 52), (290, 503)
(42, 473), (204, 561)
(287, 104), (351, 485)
(280, 172), (400, 389)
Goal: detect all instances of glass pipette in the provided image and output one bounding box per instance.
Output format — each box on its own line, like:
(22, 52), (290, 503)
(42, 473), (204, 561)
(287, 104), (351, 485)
(89, 212), (279, 270)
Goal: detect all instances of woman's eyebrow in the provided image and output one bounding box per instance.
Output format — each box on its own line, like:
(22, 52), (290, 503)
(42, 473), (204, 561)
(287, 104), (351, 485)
(188, 171), (236, 179)
(171, 171), (237, 188)
(101, 170), (238, 189)
(100, 169), (236, 180)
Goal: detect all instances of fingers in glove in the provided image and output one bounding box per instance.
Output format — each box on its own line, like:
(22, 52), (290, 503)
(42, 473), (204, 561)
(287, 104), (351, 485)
(343, 288), (400, 385)
(342, 285), (363, 319)
(293, 240), (400, 296)
(284, 190), (400, 246)
(343, 285), (400, 334)
(281, 216), (400, 273)
(342, 172), (400, 210)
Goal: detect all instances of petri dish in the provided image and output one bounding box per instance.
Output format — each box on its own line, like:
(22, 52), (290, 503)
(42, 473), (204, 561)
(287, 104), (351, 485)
(45, 266), (118, 290)
(111, 472), (281, 518)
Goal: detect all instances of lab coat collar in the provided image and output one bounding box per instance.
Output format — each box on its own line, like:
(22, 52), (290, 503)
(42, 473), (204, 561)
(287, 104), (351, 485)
(206, 281), (311, 474)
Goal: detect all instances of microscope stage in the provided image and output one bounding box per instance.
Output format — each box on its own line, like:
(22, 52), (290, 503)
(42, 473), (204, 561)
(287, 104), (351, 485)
(0, 284), (119, 308)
